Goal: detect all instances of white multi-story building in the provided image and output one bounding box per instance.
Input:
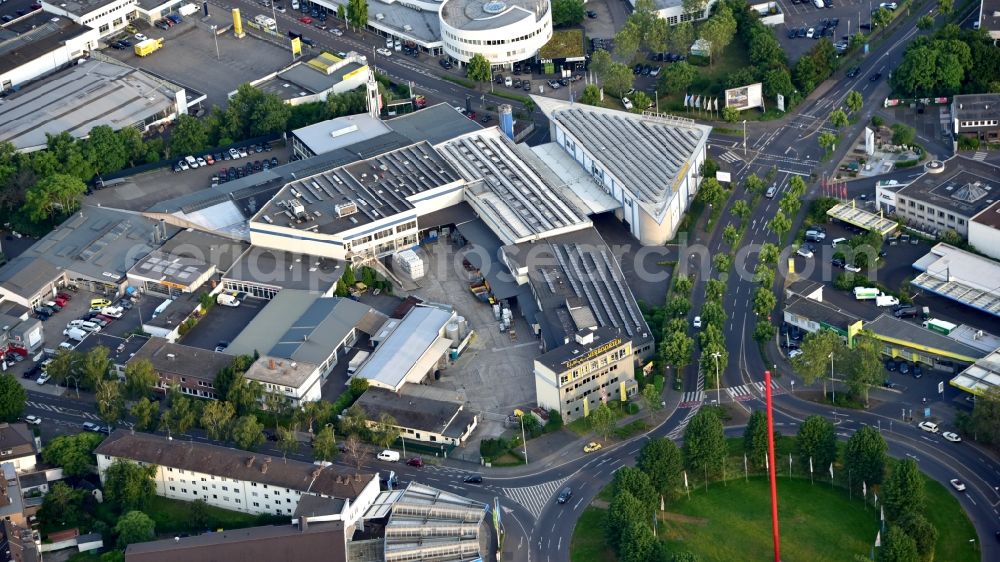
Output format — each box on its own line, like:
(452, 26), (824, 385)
(0, 12), (100, 93)
(637, 0), (715, 25)
(42, 0), (138, 38)
(95, 430), (380, 527)
(439, 0), (552, 65)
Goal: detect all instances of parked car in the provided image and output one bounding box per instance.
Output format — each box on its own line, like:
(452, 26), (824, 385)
(24, 415), (41, 425)
(406, 457), (424, 467)
(796, 247), (814, 258)
(942, 432), (961, 443)
(788, 349), (804, 359)
(36, 372), (51, 385)
(885, 360), (898, 371)
(869, 72), (882, 82)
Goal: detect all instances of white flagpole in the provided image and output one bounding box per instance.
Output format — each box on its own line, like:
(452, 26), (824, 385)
(829, 462), (834, 482)
(744, 453), (748, 481)
(809, 456), (814, 485)
(789, 453), (792, 479)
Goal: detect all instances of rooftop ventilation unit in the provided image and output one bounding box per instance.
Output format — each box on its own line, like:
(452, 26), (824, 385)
(292, 201), (306, 218)
(335, 202), (358, 217)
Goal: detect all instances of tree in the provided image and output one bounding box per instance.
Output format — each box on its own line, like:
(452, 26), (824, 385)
(589, 403), (616, 441)
(343, 434), (367, 474)
(967, 386), (1000, 443)
(891, 123), (916, 146)
(620, 521), (656, 562)
(313, 425), (338, 463)
(795, 415), (837, 472)
(896, 512), (938, 561)
(24, 173), (86, 222)
(374, 413), (401, 450)
(277, 426), (299, 462)
(115, 511), (155, 548)
(759, 242), (779, 265)
(844, 89), (863, 113)
(792, 329), (846, 397)
(579, 84), (602, 106)
(768, 210), (791, 240)
(641, 384), (661, 420)
(604, 63), (635, 97)
(670, 23), (695, 55)
(636, 438), (683, 499)
(590, 49), (613, 79)
(615, 20), (642, 62)
(104, 459), (157, 512)
(762, 67), (794, 99)
(683, 408), (726, 478)
(743, 410), (771, 469)
(883, 459), (925, 521)
(645, 16), (669, 53)
(80, 346), (110, 390)
(877, 526), (920, 562)
(698, 6), (737, 65)
(42, 432), (104, 476)
(201, 400), (236, 441)
(631, 91), (652, 113)
(39, 482), (85, 529)
(347, 0), (367, 30)
(0, 374), (27, 422)
(169, 114), (208, 156)
(700, 301), (726, 329)
(130, 398), (159, 431)
(660, 331), (694, 371)
(744, 173), (765, 197)
(731, 199), (751, 222)
(938, 0), (953, 15)
(849, 334), (883, 403)
(696, 177), (724, 207)
(231, 415), (265, 450)
(753, 320), (777, 344)
(658, 61), (697, 95)
(466, 54), (492, 86)
(162, 394), (198, 435)
(223, 84), (290, 139)
(551, 0), (584, 26)
(298, 400), (328, 434)
(95, 380), (124, 427)
(818, 131), (838, 152)
(829, 109), (849, 128)
(606, 490), (648, 550)
(226, 374), (263, 416)
(872, 7), (892, 30)
(87, 125), (128, 175)
(844, 425), (888, 486)
(752, 287), (776, 317)
(123, 359), (158, 401)
(722, 106), (740, 123)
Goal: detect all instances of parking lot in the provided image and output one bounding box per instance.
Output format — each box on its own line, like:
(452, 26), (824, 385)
(101, 7), (293, 108)
(181, 297), (266, 351)
(775, 0), (884, 62)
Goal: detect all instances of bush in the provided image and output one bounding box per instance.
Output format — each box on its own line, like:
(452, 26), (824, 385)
(957, 136), (980, 150)
(545, 409), (564, 433)
(480, 437), (510, 461)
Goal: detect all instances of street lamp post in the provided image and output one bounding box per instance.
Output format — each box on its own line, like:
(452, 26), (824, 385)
(743, 120), (748, 156)
(518, 414), (528, 464)
(711, 352), (722, 404)
(829, 352), (836, 404)
(210, 26), (220, 60)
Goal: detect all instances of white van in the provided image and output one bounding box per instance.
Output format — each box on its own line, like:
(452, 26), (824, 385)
(504, 76), (513, 87)
(377, 450), (400, 462)
(291, 0), (300, 9)
(813, 0), (825, 7)
(67, 320), (101, 333)
(765, 185), (778, 198)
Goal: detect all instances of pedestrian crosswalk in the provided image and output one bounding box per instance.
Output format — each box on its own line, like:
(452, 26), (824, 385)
(666, 405), (701, 440)
(725, 384), (756, 402)
(972, 151), (987, 161)
(678, 390), (704, 408)
(27, 400), (101, 420)
(753, 379), (786, 397)
(501, 477), (569, 519)
(719, 151), (743, 164)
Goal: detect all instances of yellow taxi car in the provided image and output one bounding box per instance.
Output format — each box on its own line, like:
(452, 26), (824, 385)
(583, 442), (603, 453)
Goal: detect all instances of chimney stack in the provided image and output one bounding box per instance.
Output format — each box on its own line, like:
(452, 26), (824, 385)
(299, 516), (308, 532)
(268, 358), (275, 370)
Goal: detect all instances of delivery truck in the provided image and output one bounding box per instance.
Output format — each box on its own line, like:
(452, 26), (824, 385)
(875, 295), (899, 307)
(853, 287), (880, 300)
(922, 318), (957, 335)
(134, 38), (164, 57)
(348, 350), (370, 374)
(217, 292), (241, 307)
(178, 3), (198, 16)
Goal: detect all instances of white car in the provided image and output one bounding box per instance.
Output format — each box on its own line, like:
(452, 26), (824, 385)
(796, 247), (814, 258)
(330, 28), (343, 36)
(806, 28), (815, 39)
(918, 421), (939, 433)
(376, 47), (393, 56)
(789, 349), (803, 359)
(621, 97), (633, 110)
(845, 264), (862, 273)
(229, 148), (240, 159)
(196, 157), (207, 167)
(949, 478), (966, 491)
(879, 2), (897, 10)
(239, 147), (249, 158)
(178, 159), (190, 171)
(36, 373), (50, 385)
(693, 316), (702, 329)
(185, 155), (198, 168)
(831, 237), (847, 247)
(942, 432), (962, 443)
(134, 33), (148, 42)
(24, 415), (41, 425)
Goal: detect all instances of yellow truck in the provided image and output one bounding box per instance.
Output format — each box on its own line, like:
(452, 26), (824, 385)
(134, 38), (163, 57)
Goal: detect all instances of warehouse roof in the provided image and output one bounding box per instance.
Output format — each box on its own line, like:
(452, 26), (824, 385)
(971, 199), (1000, 230)
(951, 348), (1000, 396)
(291, 114), (392, 157)
(897, 156), (1000, 219)
(125, 521), (347, 562)
(256, 60), (366, 101)
(865, 314), (985, 361)
(224, 247), (342, 293)
(533, 96), (711, 221)
(353, 306), (454, 392)
(388, 103), (484, 146)
(0, 13), (92, 77)
(0, 59), (183, 152)
(912, 243), (1000, 318)
(355, 387), (467, 436)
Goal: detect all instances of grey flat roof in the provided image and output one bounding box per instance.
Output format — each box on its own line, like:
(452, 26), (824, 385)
(0, 256), (61, 300)
(227, 290), (324, 357)
(269, 297), (386, 365)
(866, 314), (986, 360)
(125, 521), (347, 562)
(257, 62), (364, 100)
(292, 114), (392, 156)
(388, 103), (484, 146)
(355, 387), (463, 435)
(440, 0), (547, 31)
(897, 156), (1000, 219)
(0, 13), (92, 77)
(224, 246), (342, 292)
(130, 337), (236, 381)
(155, 229), (248, 273)
(953, 93), (1000, 121)
(366, 1), (442, 44)
(129, 251), (213, 287)
(438, 128), (589, 242)
(49, 0), (120, 17)
(72, 333), (149, 365)
(911, 243), (1000, 317)
(786, 279), (823, 299)
(353, 305), (454, 391)
(0, 59), (182, 151)
(253, 141), (462, 235)
(951, 348), (1000, 395)
(784, 296), (860, 331)
(535, 97), (711, 220)
(983, 0), (1000, 33)
(535, 326), (629, 371)
(502, 227), (653, 346)
(971, 200), (1000, 230)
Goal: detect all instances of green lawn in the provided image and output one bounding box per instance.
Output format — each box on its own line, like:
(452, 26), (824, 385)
(143, 496), (283, 534)
(572, 475), (979, 562)
(657, 43), (752, 114)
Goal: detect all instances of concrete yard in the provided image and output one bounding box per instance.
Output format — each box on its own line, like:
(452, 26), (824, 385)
(397, 239), (541, 453)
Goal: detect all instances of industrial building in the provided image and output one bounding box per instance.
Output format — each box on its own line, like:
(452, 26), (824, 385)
(951, 93), (1000, 143)
(534, 326), (636, 421)
(0, 10), (99, 93)
(241, 52), (372, 106)
(439, 0), (553, 65)
(0, 58), (201, 152)
(353, 387), (478, 446)
(969, 200), (1000, 261)
(889, 156), (1000, 238)
(912, 243), (1000, 319)
(533, 96), (712, 245)
(41, 0), (139, 38)
(127, 229), (248, 298)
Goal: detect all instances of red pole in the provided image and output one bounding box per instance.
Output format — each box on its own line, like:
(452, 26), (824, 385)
(765, 370), (781, 562)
